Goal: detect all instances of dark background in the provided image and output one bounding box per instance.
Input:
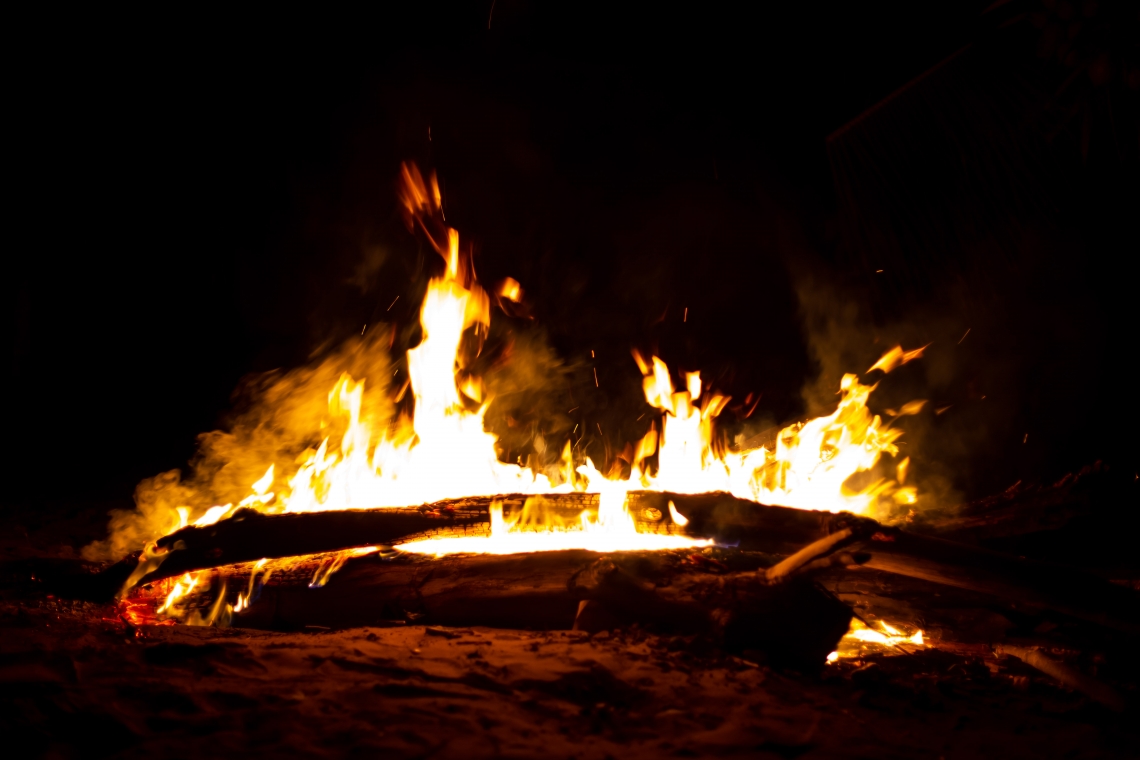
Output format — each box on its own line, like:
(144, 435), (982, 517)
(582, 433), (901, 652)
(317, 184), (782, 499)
(6, 2), (1137, 511)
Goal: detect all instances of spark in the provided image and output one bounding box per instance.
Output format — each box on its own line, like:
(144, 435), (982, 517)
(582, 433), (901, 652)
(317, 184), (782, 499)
(387, 296), (400, 311)
(958, 328), (970, 344)
(684, 307), (688, 322)
(361, 324), (367, 334)
(488, 0), (496, 29)
(594, 368), (599, 387)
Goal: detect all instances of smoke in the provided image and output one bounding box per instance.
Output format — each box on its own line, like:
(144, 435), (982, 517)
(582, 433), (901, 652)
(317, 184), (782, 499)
(83, 329), (395, 561)
(792, 269), (967, 521)
(476, 317), (577, 473)
(789, 219), (1110, 520)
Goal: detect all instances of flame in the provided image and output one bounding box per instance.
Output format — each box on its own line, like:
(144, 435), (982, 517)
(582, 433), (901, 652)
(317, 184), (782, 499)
(832, 618), (926, 660)
(631, 351), (920, 515)
(156, 573), (199, 615)
(498, 277), (522, 303)
(233, 558), (270, 613)
(402, 478), (710, 557)
(867, 344), (928, 374)
(123, 163), (933, 625)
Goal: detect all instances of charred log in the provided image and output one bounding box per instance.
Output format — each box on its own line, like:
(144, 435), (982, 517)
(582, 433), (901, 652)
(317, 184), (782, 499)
(627, 491), (854, 554)
(85, 495), (593, 600)
(231, 548), (852, 670)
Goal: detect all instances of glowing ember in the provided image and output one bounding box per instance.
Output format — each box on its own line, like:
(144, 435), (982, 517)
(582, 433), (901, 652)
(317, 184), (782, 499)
(832, 618), (926, 660)
(401, 491), (709, 557)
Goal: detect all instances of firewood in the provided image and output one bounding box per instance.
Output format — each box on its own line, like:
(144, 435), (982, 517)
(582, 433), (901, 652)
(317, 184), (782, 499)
(857, 531), (1140, 632)
(632, 491), (1140, 632)
(91, 491), (832, 599)
(86, 495), (584, 600)
(79, 490), (1139, 633)
(764, 528), (857, 582)
(222, 548), (853, 670)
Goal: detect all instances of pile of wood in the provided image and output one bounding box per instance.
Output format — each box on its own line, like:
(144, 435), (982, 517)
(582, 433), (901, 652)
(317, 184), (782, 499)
(64, 485), (1137, 673)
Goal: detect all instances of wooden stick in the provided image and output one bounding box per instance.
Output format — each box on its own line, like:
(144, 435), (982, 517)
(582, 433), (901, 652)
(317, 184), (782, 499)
(996, 644), (1125, 711)
(765, 528), (855, 582)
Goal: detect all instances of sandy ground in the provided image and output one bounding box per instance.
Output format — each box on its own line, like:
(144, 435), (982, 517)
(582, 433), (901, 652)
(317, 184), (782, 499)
(2, 499), (1138, 759)
(3, 597), (1138, 759)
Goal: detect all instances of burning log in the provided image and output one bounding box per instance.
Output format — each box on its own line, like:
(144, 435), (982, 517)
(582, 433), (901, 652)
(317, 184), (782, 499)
(83, 495), (572, 601)
(81, 490), (1139, 633)
(88, 489), (818, 599)
(228, 548), (854, 670)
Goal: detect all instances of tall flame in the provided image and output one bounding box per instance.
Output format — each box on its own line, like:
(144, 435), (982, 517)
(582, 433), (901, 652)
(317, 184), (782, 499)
(631, 351), (918, 514)
(279, 168), (574, 515)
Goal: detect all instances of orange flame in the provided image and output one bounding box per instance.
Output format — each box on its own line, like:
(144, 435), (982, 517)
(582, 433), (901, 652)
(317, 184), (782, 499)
(631, 352), (919, 514)
(831, 618), (926, 661)
(867, 344), (929, 374)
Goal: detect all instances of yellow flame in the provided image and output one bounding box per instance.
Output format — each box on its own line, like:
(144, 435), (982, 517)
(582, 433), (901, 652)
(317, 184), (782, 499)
(667, 500), (689, 527)
(251, 465), (274, 496)
(833, 618), (925, 659)
(400, 470), (711, 557)
(156, 573), (200, 615)
(867, 344), (928, 374)
(631, 352), (921, 515)
(498, 276), (522, 302)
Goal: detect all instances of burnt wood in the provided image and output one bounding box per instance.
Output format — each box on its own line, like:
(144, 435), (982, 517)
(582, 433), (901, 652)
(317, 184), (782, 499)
(80, 494), (596, 600)
(230, 548), (852, 670)
(632, 492), (1140, 632)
